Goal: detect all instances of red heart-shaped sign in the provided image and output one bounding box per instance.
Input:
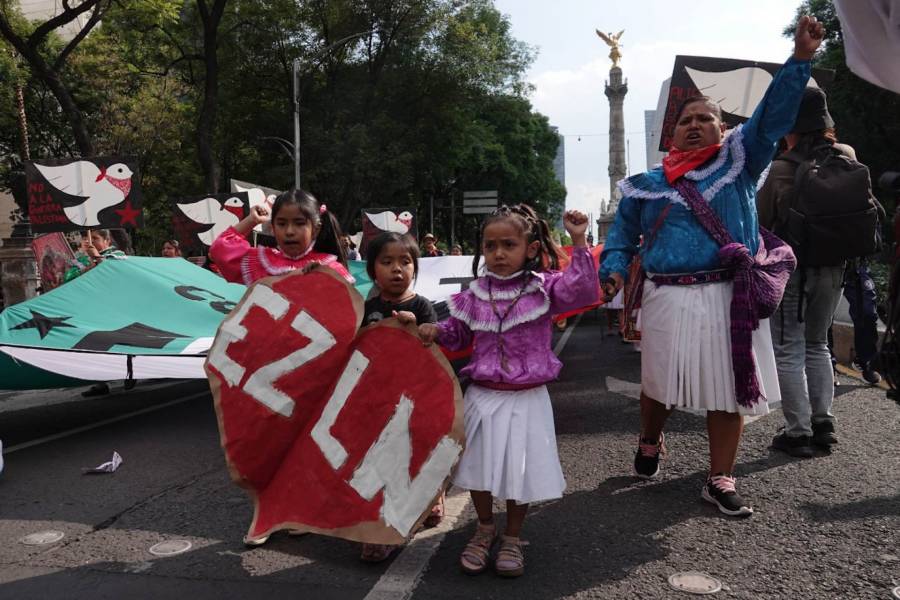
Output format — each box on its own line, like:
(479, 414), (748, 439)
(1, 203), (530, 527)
(206, 267), (464, 544)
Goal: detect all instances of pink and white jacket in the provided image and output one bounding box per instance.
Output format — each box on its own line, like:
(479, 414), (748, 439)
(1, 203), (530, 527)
(209, 226), (354, 285)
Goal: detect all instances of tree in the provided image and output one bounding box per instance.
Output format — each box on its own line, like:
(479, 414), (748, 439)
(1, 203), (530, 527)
(195, 0), (228, 193)
(0, 0), (113, 155)
(3, 0), (566, 254)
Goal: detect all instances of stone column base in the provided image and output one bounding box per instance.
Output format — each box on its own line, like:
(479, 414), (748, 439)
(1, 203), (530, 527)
(0, 245), (38, 308)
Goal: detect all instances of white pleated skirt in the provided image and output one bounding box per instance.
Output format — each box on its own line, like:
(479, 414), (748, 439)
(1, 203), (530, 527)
(606, 289), (625, 310)
(640, 279), (780, 416)
(452, 384), (566, 504)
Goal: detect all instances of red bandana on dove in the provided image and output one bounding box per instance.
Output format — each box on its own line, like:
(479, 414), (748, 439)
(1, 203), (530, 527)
(95, 166), (133, 197)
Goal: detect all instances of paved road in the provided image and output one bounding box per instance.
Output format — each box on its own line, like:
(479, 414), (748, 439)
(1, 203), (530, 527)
(1, 313), (898, 599)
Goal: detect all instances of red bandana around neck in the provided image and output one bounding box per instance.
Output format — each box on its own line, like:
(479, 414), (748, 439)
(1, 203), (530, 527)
(662, 143), (722, 184)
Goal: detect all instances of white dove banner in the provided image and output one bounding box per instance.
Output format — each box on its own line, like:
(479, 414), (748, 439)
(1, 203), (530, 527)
(26, 157), (143, 232)
(230, 179), (282, 237)
(173, 192), (250, 251)
(658, 56), (835, 152)
(360, 207), (417, 258)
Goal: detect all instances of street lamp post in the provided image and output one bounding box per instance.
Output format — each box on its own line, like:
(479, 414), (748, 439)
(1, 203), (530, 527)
(292, 30), (375, 190)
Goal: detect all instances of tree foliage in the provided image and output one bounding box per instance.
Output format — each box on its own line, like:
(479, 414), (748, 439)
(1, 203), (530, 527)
(1, 0), (565, 254)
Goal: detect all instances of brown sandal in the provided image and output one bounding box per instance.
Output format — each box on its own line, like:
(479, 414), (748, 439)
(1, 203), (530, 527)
(423, 493), (445, 528)
(459, 523), (495, 574)
(495, 535), (527, 578)
(360, 543), (399, 563)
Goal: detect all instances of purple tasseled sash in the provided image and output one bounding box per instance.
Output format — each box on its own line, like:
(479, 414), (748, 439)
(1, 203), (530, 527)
(673, 179), (796, 407)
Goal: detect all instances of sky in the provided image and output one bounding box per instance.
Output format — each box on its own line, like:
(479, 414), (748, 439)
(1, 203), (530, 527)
(492, 0), (802, 231)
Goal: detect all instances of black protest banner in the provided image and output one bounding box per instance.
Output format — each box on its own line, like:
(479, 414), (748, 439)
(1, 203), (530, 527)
(172, 192), (250, 252)
(659, 56), (835, 152)
(26, 157), (142, 233)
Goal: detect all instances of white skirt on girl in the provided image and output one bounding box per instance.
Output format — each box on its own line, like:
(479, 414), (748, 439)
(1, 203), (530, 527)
(640, 279), (780, 416)
(452, 384), (566, 504)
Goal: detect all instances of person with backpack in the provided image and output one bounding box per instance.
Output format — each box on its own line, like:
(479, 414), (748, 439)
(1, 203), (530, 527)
(757, 86), (884, 458)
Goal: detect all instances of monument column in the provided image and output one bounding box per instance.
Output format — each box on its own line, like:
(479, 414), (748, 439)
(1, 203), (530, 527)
(605, 66), (628, 210)
(595, 29), (628, 240)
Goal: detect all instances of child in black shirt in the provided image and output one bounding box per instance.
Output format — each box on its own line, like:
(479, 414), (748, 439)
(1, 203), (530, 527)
(362, 232), (438, 327)
(359, 232), (442, 562)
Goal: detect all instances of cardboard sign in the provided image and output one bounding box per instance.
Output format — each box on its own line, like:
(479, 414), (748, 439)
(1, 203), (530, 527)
(230, 179), (281, 237)
(26, 157), (142, 232)
(659, 56), (835, 152)
(172, 192), (250, 251)
(360, 207), (417, 258)
(206, 267), (464, 544)
(32, 232), (78, 292)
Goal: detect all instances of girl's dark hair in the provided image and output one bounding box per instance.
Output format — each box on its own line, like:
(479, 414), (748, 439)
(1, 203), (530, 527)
(90, 229), (112, 241)
(270, 188), (347, 266)
(471, 203), (564, 277)
(675, 95), (723, 123)
(366, 232), (420, 280)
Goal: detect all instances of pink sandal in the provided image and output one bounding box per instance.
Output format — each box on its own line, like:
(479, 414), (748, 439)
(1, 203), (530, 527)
(459, 522), (496, 575)
(495, 535), (527, 578)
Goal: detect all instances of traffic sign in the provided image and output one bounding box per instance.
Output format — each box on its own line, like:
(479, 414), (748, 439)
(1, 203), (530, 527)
(463, 190), (498, 214)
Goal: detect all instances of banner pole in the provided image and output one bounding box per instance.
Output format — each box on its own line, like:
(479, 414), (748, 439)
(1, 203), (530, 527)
(450, 192), (455, 248)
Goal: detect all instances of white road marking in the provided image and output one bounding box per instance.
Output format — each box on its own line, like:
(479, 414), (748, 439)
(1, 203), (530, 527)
(605, 376), (641, 399)
(362, 492), (470, 600)
(123, 561), (153, 574)
(365, 311), (585, 599)
(552, 312), (583, 357)
(2, 391), (210, 455)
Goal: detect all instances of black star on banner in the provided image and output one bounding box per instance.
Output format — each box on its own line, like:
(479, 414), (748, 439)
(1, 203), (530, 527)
(11, 310), (75, 339)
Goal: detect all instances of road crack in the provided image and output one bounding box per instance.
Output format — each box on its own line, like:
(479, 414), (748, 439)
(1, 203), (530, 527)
(92, 466), (221, 532)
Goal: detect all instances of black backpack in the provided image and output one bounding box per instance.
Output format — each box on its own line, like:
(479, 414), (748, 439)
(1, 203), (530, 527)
(775, 144), (883, 267)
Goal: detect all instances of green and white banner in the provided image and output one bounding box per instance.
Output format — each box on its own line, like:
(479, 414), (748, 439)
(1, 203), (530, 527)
(0, 257), (245, 389)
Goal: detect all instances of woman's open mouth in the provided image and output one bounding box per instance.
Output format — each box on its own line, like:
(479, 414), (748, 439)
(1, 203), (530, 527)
(686, 132), (702, 143)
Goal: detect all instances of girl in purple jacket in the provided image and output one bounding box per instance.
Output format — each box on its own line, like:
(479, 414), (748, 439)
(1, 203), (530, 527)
(418, 205), (598, 578)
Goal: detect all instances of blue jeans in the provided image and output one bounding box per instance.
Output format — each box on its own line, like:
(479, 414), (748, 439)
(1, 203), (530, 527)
(843, 262), (879, 367)
(770, 266), (844, 437)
